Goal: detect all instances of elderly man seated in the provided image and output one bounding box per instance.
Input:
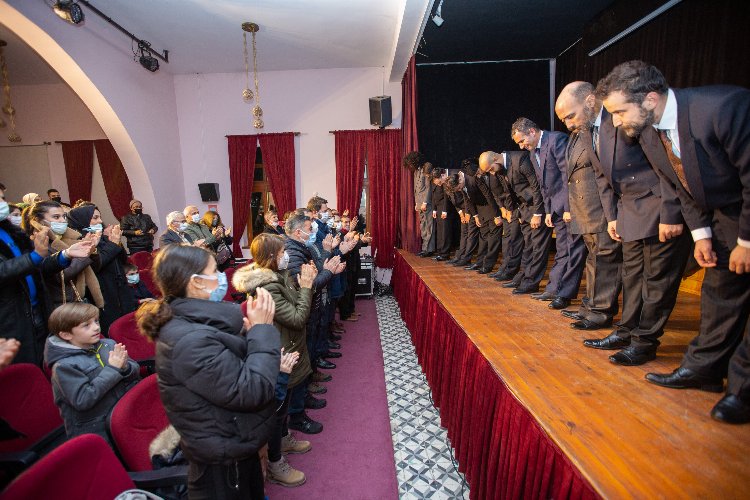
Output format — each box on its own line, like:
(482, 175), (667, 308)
(158, 211), (205, 247)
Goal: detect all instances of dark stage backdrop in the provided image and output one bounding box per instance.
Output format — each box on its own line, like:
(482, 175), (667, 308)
(417, 61), (550, 170)
(556, 0), (750, 133)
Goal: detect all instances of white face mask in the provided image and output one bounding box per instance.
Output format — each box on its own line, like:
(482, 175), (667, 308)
(191, 214), (201, 223)
(277, 251), (290, 270)
(9, 214), (22, 226)
(177, 222), (188, 232)
(311, 221), (319, 233)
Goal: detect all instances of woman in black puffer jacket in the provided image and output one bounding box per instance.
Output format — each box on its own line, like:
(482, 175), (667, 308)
(136, 244), (280, 500)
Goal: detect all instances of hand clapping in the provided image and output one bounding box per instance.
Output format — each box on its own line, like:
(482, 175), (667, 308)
(243, 287), (276, 329)
(108, 343), (128, 370)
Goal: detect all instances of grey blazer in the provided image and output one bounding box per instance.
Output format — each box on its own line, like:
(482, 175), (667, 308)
(413, 168), (432, 208)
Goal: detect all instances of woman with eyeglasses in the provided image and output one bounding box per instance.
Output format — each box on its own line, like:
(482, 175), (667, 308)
(137, 244), (280, 500)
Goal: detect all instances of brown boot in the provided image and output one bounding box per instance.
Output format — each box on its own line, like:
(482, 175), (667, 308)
(268, 456), (306, 487)
(281, 432), (311, 454)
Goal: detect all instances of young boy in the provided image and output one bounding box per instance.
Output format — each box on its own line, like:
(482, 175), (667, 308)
(124, 263), (155, 304)
(44, 303), (140, 445)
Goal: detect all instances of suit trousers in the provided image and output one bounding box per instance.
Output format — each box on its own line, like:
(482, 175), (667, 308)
(454, 221), (469, 261)
(578, 231), (622, 324)
(498, 218), (522, 276)
(613, 232), (692, 348)
(431, 216), (451, 257)
(545, 214), (578, 296)
(419, 209), (435, 252)
(464, 221), (480, 262)
(682, 205), (750, 388)
(517, 221), (552, 289)
(477, 218), (501, 270)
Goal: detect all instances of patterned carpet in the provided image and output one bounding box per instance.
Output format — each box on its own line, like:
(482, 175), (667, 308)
(375, 294), (470, 499)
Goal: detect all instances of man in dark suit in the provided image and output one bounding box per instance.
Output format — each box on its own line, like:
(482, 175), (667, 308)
(479, 151), (550, 294)
(445, 172), (473, 266)
(158, 211), (197, 247)
(462, 158), (501, 273)
(555, 82), (623, 330)
(429, 167), (452, 261)
(511, 118), (585, 309)
(582, 105), (692, 365)
(598, 61), (750, 423)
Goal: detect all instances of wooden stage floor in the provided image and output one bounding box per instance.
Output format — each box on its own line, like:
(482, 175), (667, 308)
(397, 250), (749, 498)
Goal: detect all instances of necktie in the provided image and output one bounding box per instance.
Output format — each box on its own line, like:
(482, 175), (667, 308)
(592, 126), (600, 158)
(658, 129), (691, 195)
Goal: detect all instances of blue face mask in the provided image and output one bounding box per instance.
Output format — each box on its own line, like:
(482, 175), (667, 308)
(0, 201), (9, 222)
(50, 221), (69, 235)
(300, 229), (316, 247)
(193, 272), (228, 301)
(86, 223), (103, 233)
(126, 273), (140, 285)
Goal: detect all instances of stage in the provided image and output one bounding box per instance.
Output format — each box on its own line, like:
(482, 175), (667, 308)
(392, 250), (749, 499)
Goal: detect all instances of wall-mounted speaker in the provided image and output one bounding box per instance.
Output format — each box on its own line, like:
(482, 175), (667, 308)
(369, 96), (392, 128)
(198, 183), (220, 202)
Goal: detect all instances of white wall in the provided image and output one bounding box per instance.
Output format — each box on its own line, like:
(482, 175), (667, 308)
(174, 67), (402, 249)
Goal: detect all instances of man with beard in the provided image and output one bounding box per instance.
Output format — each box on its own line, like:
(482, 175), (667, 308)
(597, 61), (750, 423)
(555, 82), (623, 330)
(462, 158), (501, 273)
(403, 152), (435, 257)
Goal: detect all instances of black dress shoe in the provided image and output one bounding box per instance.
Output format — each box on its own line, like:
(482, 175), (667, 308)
(561, 309), (583, 320)
(304, 394), (327, 409)
(570, 319), (610, 330)
(420, 251), (434, 258)
(453, 260), (470, 267)
(512, 286), (539, 295)
(446, 258), (458, 264)
(531, 291), (556, 301)
(329, 332), (342, 341)
(493, 273), (513, 282)
(434, 255), (448, 262)
(548, 297), (571, 310)
(465, 263), (480, 271)
(609, 346), (656, 366)
(477, 268), (493, 274)
(322, 351), (341, 359)
(501, 281), (519, 289)
(645, 366), (724, 392)
(316, 359), (336, 369)
(583, 332), (630, 350)
(288, 412), (323, 434)
(711, 394), (750, 424)
(328, 341), (341, 350)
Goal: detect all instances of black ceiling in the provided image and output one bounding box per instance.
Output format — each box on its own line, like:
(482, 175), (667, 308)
(416, 0), (616, 63)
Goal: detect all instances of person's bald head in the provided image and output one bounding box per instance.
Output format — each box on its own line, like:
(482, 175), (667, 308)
(555, 81), (598, 133)
(183, 205), (201, 223)
(478, 151), (501, 175)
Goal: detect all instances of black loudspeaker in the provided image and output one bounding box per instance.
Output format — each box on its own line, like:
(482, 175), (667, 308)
(369, 96), (392, 128)
(198, 183), (220, 202)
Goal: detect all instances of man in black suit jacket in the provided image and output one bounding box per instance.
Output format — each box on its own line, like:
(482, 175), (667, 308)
(462, 159), (501, 273)
(158, 211), (196, 247)
(445, 173), (473, 266)
(428, 167), (452, 260)
(555, 82), (623, 331)
(479, 151), (551, 294)
(512, 118), (585, 309)
(598, 61), (750, 423)
(583, 105), (692, 365)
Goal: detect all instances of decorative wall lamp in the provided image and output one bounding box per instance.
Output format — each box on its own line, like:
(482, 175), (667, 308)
(241, 22), (264, 129)
(0, 40), (21, 143)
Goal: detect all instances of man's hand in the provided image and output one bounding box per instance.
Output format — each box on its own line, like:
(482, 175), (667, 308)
(322, 234), (334, 252)
(729, 245), (750, 274)
(244, 288), (276, 329)
(110, 224), (123, 244)
(474, 216), (482, 228)
(279, 348), (300, 374)
(545, 214), (553, 228)
(323, 255), (342, 273)
(494, 216), (502, 226)
(694, 238), (717, 268)
(194, 239), (206, 247)
(32, 227), (51, 257)
(530, 215), (542, 229)
(563, 211), (572, 223)
(432, 211), (437, 219)
(500, 207), (509, 220)
(108, 343), (129, 370)
(504, 211), (512, 223)
(334, 261), (347, 274)
(658, 223), (683, 242)
(148, 229), (156, 235)
(135, 229), (144, 236)
(420, 203), (427, 212)
(441, 212), (447, 220)
(332, 234), (341, 249)
(607, 220), (622, 242)
(297, 263), (317, 288)
(0, 338), (21, 371)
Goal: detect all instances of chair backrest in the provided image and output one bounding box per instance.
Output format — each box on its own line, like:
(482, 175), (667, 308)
(0, 434), (134, 500)
(108, 312), (155, 361)
(138, 269), (161, 298)
(223, 266), (238, 301)
(0, 364), (63, 453)
(108, 374), (169, 471)
(130, 251), (153, 270)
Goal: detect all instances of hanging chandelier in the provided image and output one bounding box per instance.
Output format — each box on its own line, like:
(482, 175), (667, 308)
(0, 40), (21, 143)
(241, 22), (263, 129)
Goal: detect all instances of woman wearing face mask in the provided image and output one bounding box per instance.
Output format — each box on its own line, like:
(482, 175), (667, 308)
(21, 201), (102, 311)
(8, 204), (22, 227)
(197, 210), (234, 271)
(233, 233), (317, 487)
(0, 190), (95, 365)
(67, 204), (135, 335)
(136, 244), (280, 500)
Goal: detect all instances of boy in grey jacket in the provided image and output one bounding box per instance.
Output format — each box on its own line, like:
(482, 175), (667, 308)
(44, 302), (139, 445)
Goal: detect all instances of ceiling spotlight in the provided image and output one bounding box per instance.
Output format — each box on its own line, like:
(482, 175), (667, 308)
(53, 1), (84, 25)
(432, 0), (444, 27)
(137, 42), (159, 72)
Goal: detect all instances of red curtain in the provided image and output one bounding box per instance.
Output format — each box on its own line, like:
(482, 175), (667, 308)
(93, 139), (134, 220)
(366, 129), (402, 269)
(392, 253), (599, 500)
(399, 56), (421, 253)
(227, 135), (258, 255)
(334, 131), (367, 216)
(60, 140), (94, 205)
(258, 133), (296, 217)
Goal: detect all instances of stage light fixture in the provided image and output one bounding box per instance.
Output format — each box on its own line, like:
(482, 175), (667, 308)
(53, 1), (85, 25)
(137, 42), (159, 72)
(432, 0), (444, 27)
